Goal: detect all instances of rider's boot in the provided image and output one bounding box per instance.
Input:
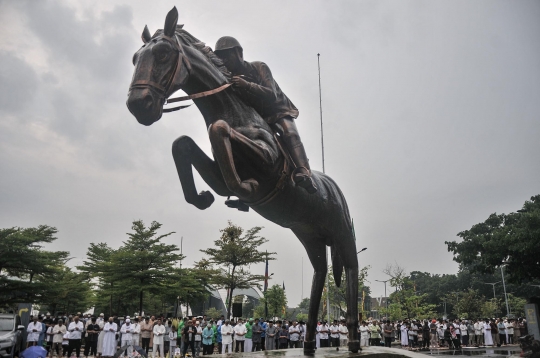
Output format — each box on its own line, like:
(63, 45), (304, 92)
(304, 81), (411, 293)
(289, 143), (317, 194)
(225, 197), (249, 212)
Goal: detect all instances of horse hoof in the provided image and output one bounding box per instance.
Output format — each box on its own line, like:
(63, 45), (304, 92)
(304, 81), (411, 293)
(348, 340), (361, 353)
(303, 341), (316, 354)
(193, 190), (214, 210)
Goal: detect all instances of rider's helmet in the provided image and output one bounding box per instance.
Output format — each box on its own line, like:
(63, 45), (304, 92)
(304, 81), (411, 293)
(215, 36), (243, 52)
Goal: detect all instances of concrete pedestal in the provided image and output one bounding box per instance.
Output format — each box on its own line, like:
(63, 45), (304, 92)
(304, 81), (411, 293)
(214, 346), (428, 358)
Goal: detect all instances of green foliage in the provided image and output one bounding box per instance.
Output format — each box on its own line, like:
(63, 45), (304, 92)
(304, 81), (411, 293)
(259, 284), (287, 319)
(200, 221), (274, 318)
(79, 220), (208, 316)
(446, 289), (485, 319)
(0, 225), (69, 310)
(380, 263), (436, 320)
(481, 300), (500, 318)
(321, 265), (370, 320)
(205, 307), (222, 320)
(446, 195), (540, 283)
(296, 313), (308, 322)
(507, 294), (527, 317)
(36, 265), (94, 315)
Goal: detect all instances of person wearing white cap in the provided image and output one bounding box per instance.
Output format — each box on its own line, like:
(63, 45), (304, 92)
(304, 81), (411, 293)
(220, 320), (233, 354)
(120, 319), (134, 356)
(102, 317), (118, 357)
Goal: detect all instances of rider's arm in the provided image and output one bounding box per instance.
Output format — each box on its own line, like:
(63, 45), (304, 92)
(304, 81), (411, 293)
(245, 62), (278, 102)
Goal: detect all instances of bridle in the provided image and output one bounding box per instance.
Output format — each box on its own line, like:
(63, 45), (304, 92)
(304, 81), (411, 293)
(129, 33), (232, 113)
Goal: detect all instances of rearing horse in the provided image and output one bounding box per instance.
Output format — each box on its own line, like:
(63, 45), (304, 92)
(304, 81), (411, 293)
(126, 7), (360, 353)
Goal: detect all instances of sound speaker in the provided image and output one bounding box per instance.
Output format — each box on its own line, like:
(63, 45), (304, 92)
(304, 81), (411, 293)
(232, 303), (242, 317)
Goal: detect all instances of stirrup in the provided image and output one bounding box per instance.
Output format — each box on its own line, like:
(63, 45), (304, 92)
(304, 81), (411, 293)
(225, 197), (250, 212)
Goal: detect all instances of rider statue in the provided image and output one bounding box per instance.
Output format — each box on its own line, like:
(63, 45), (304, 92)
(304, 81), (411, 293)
(214, 36), (317, 196)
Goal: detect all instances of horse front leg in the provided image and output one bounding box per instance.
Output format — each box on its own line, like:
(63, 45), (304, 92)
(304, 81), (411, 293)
(208, 120), (259, 200)
(172, 135), (232, 210)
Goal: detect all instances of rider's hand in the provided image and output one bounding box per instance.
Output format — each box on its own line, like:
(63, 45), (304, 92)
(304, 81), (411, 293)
(231, 76), (250, 89)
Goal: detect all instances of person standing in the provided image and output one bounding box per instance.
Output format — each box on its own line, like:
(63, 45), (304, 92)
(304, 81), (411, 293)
(251, 319), (263, 351)
(329, 321), (339, 348)
(474, 320), (484, 347)
(153, 319), (166, 358)
(194, 321), (203, 357)
(244, 319), (253, 353)
(131, 318), (140, 349)
(265, 322), (277, 351)
(120, 319), (134, 356)
(45, 321), (55, 355)
(497, 319), (506, 346)
(338, 320), (349, 348)
(84, 317), (100, 358)
(102, 318), (118, 358)
(278, 324), (289, 349)
(359, 322), (370, 347)
(371, 320), (382, 347)
(169, 323), (178, 356)
(233, 319), (246, 352)
(288, 322), (301, 349)
(140, 317), (152, 354)
(460, 321), (468, 347)
(260, 319), (267, 351)
(383, 320), (393, 348)
(51, 319), (66, 357)
(67, 316), (84, 358)
(220, 320), (233, 354)
(318, 321), (329, 347)
(182, 320), (196, 358)
(202, 322), (213, 355)
(483, 320), (492, 346)
(27, 316), (42, 348)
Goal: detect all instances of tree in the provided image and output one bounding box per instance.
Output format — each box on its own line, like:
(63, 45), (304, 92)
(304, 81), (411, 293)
(447, 289), (485, 319)
(36, 265), (94, 315)
(205, 307), (222, 320)
(322, 265), (371, 319)
(446, 195), (540, 283)
(381, 263), (436, 320)
(260, 284), (287, 319)
(200, 222), (275, 318)
(0, 225), (69, 309)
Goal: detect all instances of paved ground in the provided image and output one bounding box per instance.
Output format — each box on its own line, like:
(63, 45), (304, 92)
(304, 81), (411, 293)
(413, 345), (521, 358)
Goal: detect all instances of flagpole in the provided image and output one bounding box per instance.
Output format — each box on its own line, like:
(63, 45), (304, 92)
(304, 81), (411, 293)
(318, 53), (331, 323)
(265, 251), (268, 318)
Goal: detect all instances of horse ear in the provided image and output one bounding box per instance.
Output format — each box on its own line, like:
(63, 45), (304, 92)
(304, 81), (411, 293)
(164, 7), (178, 37)
(141, 25), (151, 43)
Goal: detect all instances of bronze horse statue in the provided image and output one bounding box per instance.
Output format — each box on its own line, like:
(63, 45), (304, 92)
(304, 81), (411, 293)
(126, 7), (360, 353)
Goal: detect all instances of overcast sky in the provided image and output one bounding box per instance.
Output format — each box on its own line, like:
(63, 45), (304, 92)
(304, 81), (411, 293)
(1, 0), (539, 307)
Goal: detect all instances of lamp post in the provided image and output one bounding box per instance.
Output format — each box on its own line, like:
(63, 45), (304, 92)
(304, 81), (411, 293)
(482, 281), (501, 299)
(375, 279), (390, 313)
(500, 266), (510, 316)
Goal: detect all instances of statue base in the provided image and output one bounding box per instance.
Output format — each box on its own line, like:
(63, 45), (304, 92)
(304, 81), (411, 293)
(223, 346), (429, 357)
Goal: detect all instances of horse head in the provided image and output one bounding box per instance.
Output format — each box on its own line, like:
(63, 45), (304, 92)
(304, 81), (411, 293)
(127, 7), (190, 126)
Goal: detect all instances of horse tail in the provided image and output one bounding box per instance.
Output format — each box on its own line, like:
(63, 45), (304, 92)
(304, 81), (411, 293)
(331, 244), (344, 287)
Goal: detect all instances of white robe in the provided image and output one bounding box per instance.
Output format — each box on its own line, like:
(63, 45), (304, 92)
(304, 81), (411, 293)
(102, 322), (118, 356)
(120, 323), (133, 343)
(484, 323), (493, 346)
(27, 322), (42, 342)
(400, 325), (409, 346)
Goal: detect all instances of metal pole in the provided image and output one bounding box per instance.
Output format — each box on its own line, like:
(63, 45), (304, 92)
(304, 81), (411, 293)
(318, 53), (331, 324)
(501, 266), (510, 316)
(317, 53), (325, 174)
(302, 256), (304, 299)
(384, 281), (388, 312)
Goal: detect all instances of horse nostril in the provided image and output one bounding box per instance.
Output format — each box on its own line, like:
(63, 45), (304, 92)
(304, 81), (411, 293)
(143, 93), (153, 109)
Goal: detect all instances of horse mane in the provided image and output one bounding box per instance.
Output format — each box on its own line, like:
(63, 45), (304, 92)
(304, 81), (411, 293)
(174, 26), (231, 79)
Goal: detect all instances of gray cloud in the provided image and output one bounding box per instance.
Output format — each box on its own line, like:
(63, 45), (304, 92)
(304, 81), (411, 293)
(0, 0), (539, 306)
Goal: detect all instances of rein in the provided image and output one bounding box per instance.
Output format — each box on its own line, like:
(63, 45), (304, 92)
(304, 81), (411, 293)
(164, 83), (232, 113)
(130, 32), (232, 113)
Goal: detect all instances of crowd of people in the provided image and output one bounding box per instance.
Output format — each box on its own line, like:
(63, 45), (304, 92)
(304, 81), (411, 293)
(24, 313), (352, 358)
(360, 317), (529, 350)
(25, 312), (529, 358)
